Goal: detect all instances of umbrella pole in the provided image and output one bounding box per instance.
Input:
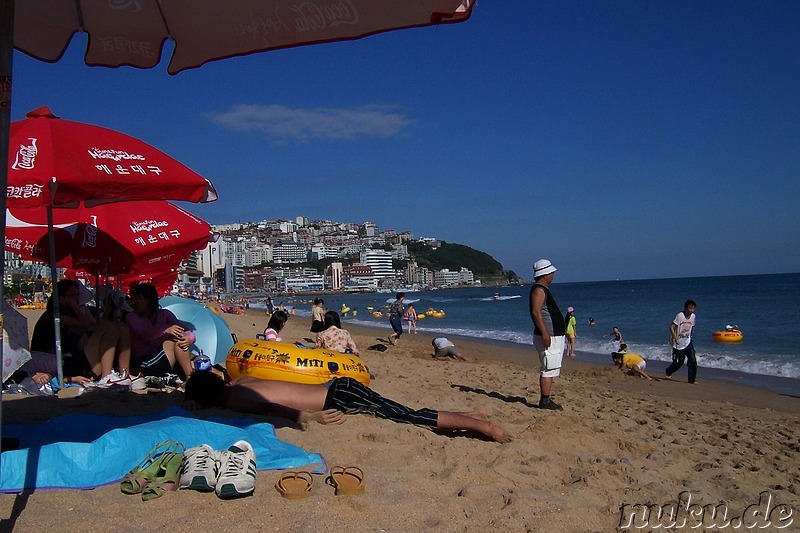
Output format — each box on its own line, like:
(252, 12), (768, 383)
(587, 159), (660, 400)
(47, 205), (65, 388)
(94, 272), (100, 319)
(0, 0), (12, 470)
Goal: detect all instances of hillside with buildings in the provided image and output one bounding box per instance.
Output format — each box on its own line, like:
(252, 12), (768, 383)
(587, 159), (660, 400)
(190, 216), (522, 294)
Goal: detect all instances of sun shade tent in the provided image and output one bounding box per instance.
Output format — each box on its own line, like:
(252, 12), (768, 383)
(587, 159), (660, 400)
(159, 296), (235, 365)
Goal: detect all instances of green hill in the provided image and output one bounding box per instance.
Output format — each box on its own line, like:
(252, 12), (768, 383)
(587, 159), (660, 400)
(407, 241), (521, 283)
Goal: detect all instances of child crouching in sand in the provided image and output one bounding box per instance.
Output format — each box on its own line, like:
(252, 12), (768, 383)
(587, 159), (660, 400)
(612, 344), (653, 381)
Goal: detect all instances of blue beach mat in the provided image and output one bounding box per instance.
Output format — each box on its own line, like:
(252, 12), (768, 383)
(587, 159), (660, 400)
(0, 406), (325, 492)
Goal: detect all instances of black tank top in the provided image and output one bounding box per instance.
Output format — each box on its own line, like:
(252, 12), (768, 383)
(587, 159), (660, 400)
(529, 283), (566, 336)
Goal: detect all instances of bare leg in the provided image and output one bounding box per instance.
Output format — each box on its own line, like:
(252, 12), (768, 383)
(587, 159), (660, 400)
(436, 411), (513, 443)
(163, 340), (194, 377)
(175, 345), (194, 377)
(83, 321), (120, 377)
(116, 323), (132, 374)
(540, 376), (553, 397)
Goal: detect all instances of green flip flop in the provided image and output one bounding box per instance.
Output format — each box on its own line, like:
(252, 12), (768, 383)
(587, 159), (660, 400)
(141, 449), (185, 501)
(120, 441), (184, 495)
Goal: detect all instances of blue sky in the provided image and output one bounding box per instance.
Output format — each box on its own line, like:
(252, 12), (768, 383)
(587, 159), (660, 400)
(10, 1), (799, 282)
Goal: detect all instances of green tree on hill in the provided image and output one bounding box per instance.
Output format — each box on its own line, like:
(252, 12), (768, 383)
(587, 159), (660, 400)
(407, 241), (504, 276)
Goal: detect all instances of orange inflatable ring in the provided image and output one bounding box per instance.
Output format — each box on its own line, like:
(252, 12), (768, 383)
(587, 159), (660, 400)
(712, 330), (743, 343)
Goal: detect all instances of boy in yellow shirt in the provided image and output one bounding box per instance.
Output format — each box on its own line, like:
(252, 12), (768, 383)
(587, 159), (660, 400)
(611, 344), (653, 381)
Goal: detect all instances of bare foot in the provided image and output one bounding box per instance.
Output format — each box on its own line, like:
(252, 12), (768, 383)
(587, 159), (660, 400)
(486, 423), (514, 443)
(298, 409), (345, 429)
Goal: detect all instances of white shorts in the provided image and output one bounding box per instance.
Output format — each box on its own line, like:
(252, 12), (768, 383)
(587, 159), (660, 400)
(635, 361), (646, 370)
(533, 335), (565, 378)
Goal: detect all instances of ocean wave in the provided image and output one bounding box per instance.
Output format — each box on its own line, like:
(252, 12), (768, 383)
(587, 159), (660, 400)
(249, 301), (800, 380)
(384, 298), (421, 304)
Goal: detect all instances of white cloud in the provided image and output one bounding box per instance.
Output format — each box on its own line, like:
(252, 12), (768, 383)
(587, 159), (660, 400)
(208, 104), (416, 142)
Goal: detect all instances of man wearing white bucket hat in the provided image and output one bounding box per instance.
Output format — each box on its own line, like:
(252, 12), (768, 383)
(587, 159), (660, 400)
(529, 259), (566, 410)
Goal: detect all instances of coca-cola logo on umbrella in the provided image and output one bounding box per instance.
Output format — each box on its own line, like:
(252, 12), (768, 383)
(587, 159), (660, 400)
(12, 138), (37, 170)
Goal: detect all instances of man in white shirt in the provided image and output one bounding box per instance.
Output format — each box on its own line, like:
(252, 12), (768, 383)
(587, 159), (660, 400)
(665, 300), (697, 383)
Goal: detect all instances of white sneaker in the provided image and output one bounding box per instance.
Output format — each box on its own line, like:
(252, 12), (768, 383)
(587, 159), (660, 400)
(215, 440), (257, 499)
(84, 370), (126, 389)
(107, 370), (132, 389)
(180, 444), (219, 492)
(126, 371), (147, 391)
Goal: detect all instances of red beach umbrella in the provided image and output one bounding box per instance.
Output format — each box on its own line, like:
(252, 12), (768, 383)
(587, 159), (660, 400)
(64, 267), (181, 297)
(3, 106), (218, 389)
(5, 199), (212, 275)
(7, 106), (218, 208)
(12, 1), (473, 75)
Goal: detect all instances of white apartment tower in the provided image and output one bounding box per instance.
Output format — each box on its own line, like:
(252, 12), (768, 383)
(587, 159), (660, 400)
(329, 262), (343, 290)
(359, 249), (393, 279)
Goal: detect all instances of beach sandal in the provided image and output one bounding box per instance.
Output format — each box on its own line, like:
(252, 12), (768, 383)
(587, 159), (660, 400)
(140, 446), (186, 501)
(120, 440), (184, 495)
(275, 471), (314, 500)
(328, 465), (365, 496)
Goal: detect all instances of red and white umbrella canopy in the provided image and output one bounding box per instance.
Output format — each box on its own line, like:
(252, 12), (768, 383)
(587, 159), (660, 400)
(66, 267), (186, 297)
(7, 106), (218, 208)
(5, 199), (212, 275)
(13, 1), (474, 75)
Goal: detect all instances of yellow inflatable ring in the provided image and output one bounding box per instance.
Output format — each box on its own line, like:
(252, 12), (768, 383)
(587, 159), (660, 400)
(712, 330), (743, 343)
(372, 311), (383, 317)
(226, 340), (370, 386)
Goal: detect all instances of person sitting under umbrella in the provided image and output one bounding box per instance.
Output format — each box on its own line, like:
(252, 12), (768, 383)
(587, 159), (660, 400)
(126, 283), (193, 378)
(28, 279), (96, 384)
(81, 288), (137, 384)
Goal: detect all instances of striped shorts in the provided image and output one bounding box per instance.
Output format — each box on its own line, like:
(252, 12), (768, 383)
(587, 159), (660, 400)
(324, 377), (438, 429)
(140, 349), (172, 377)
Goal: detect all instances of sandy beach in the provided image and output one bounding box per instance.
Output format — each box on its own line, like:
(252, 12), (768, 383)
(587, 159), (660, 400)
(2, 308), (798, 531)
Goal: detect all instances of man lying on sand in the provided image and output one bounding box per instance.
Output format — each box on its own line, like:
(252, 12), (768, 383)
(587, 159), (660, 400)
(184, 371), (513, 443)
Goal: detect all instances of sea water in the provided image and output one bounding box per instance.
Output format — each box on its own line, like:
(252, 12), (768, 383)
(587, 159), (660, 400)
(248, 273), (800, 393)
